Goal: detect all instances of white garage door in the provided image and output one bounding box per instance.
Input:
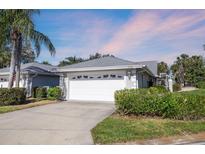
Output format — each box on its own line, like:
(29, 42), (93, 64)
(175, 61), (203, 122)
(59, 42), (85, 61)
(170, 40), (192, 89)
(69, 79), (125, 102)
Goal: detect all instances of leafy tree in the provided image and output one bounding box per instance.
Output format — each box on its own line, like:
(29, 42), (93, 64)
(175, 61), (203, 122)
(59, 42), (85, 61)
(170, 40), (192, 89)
(58, 56), (84, 66)
(0, 10), (55, 88)
(41, 61), (51, 65)
(89, 52), (114, 60)
(171, 54), (205, 86)
(58, 52), (115, 67)
(157, 61), (168, 75)
(0, 47), (11, 68)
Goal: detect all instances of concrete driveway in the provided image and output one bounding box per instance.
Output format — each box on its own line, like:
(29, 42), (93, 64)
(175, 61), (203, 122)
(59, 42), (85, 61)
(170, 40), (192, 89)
(0, 101), (115, 145)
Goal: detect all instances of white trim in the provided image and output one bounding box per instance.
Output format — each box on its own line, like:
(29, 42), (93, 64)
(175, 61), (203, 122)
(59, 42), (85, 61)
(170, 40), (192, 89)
(58, 64), (144, 72)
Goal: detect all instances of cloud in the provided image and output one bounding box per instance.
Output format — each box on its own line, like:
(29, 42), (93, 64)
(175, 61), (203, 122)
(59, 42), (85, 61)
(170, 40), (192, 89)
(36, 10), (205, 65)
(101, 10), (205, 56)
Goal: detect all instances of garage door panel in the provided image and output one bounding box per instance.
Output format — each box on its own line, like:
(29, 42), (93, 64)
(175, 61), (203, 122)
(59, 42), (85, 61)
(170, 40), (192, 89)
(69, 80), (125, 101)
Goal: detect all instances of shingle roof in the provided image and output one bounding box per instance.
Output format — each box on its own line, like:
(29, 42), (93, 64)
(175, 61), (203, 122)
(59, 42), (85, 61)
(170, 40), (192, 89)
(135, 61), (158, 76)
(0, 57), (158, 76)
(59, 56), (135, 69)
(0, 63), (58, 74)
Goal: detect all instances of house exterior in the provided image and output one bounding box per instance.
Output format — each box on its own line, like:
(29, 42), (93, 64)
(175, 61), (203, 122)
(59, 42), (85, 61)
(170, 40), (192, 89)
(58, 56), (157, 102)
(0, 63), (60, 96)
(0, 56), (157, 102)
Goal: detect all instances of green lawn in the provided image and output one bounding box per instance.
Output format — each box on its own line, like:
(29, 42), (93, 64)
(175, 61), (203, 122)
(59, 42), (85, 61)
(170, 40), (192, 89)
(91, 114), (205, 144)
(0, 99), (57, 114)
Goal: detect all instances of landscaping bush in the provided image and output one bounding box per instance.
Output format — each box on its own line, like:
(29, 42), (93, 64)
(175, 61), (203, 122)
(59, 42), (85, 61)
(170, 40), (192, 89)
(196, 81), (205, 89)
(47, 87), (62, 100)
(31, 87), (38, 98)
(115, 87), (205, 120)
(152, 85), (168, 93)
(173, 83), (181, 92)
(0, 88), (26, 106)
(36, 87), (47, 98)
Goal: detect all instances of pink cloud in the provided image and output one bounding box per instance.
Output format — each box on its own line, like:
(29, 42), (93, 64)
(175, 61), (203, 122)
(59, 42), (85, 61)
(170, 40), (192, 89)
(101, 10), (205, 55)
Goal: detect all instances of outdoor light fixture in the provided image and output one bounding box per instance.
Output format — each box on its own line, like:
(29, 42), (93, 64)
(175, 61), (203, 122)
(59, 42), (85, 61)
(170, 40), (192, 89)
(127, 71), (132, 80)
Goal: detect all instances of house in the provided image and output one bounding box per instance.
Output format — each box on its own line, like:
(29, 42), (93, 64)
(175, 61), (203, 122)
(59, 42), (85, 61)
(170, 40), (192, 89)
(0, 63), (60, 96)
(0, 56), (157, 102)
(58, 56), (157, 102)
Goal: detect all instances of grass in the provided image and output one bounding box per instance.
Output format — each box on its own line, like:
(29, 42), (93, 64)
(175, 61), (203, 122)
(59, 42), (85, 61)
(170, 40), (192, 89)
(91, 114), (205, 144)
(0, 99), (57, 114)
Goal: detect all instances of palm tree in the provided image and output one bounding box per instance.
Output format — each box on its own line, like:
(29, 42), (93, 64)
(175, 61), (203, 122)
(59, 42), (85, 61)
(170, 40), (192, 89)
(0, 10), (55, 88)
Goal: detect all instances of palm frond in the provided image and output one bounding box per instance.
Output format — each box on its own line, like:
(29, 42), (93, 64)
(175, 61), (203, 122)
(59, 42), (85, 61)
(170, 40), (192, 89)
(30, 30), (56, 56)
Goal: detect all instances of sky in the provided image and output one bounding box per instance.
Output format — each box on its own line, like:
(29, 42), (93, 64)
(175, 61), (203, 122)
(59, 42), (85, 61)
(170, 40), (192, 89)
(34, 9), (205, 65)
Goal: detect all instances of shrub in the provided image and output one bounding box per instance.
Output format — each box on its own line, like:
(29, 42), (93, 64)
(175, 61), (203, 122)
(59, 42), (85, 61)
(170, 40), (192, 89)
(196, 81), (205, 89)
(115, 87), (205, 120)
(47, 87), (62, 100)
(36, 87), (47, 98)
(31, 87), (38, 98)
(0, 88), (26, 106)
(173, 83), (181, 92)
(152, 85), (168, 93)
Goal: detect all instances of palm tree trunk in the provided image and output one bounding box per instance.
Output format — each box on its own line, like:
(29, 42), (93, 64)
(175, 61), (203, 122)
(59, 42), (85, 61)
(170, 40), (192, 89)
(8, 31), (18, 89)
(8, 40), (17, 88)
(15, 33), (22, 88)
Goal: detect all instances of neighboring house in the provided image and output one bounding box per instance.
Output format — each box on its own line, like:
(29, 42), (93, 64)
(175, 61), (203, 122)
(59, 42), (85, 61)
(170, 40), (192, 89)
(0, 56), (157, 102)
(0, 63), (60, 96)
(58, 56), (157, 102)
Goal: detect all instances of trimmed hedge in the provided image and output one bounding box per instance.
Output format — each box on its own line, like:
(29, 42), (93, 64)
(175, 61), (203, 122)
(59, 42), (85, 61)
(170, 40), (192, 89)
(47, 87), (62, 100)
(115, 87), (205, 120)
(196, 81), (205, 89)
(0, 88), (26, 106)
(36, 87), (47, 98)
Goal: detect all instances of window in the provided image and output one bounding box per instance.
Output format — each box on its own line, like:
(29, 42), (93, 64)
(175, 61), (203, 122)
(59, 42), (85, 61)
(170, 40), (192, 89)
(110, 74), (116, 78)
(103, 75), (109, 78)
(117, 75), (123, 79)
(89, 76), (94, 79)
(83, 75), (88, 79)
(77, 76), (82, 79)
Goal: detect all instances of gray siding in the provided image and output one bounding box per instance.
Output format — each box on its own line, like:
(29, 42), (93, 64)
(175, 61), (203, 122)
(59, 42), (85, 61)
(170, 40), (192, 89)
(32, 75), (59, 88)
(137, 72), (150, 88)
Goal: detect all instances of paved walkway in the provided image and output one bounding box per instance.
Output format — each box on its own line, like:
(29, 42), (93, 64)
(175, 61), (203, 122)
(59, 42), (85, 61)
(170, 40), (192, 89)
(0, 101), (115, 145)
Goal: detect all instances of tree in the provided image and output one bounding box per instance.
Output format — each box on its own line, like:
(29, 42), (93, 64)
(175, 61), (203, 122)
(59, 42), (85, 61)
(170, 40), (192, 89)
(58, 56), (84, 67)
(88, 52), (114, 60)
(171, 53), (205, 86)
(0, 10), (55, 88)
(41, 61), (51, 65)
(58, 52), (115, 67)
(0, 47), (10, 68)
(157, 61), (168, 75)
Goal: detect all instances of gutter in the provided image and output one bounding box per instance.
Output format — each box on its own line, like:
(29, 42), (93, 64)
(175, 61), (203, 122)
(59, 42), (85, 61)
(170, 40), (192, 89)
(57, 64), (145, 73)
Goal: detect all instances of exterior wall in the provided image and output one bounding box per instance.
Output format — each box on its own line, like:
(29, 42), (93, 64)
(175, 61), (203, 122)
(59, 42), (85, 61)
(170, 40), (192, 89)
(32, 74), (59, 88)
(0, 75), (27, 88)
(137, 71), (153, 88)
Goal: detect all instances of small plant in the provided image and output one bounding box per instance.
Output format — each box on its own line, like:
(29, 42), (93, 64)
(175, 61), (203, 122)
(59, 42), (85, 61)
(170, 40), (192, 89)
(195, 81), (205, 89)
(47, 87), (62, 100)
(173, 83), (181, 92)
(36, 87), (47, 98)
